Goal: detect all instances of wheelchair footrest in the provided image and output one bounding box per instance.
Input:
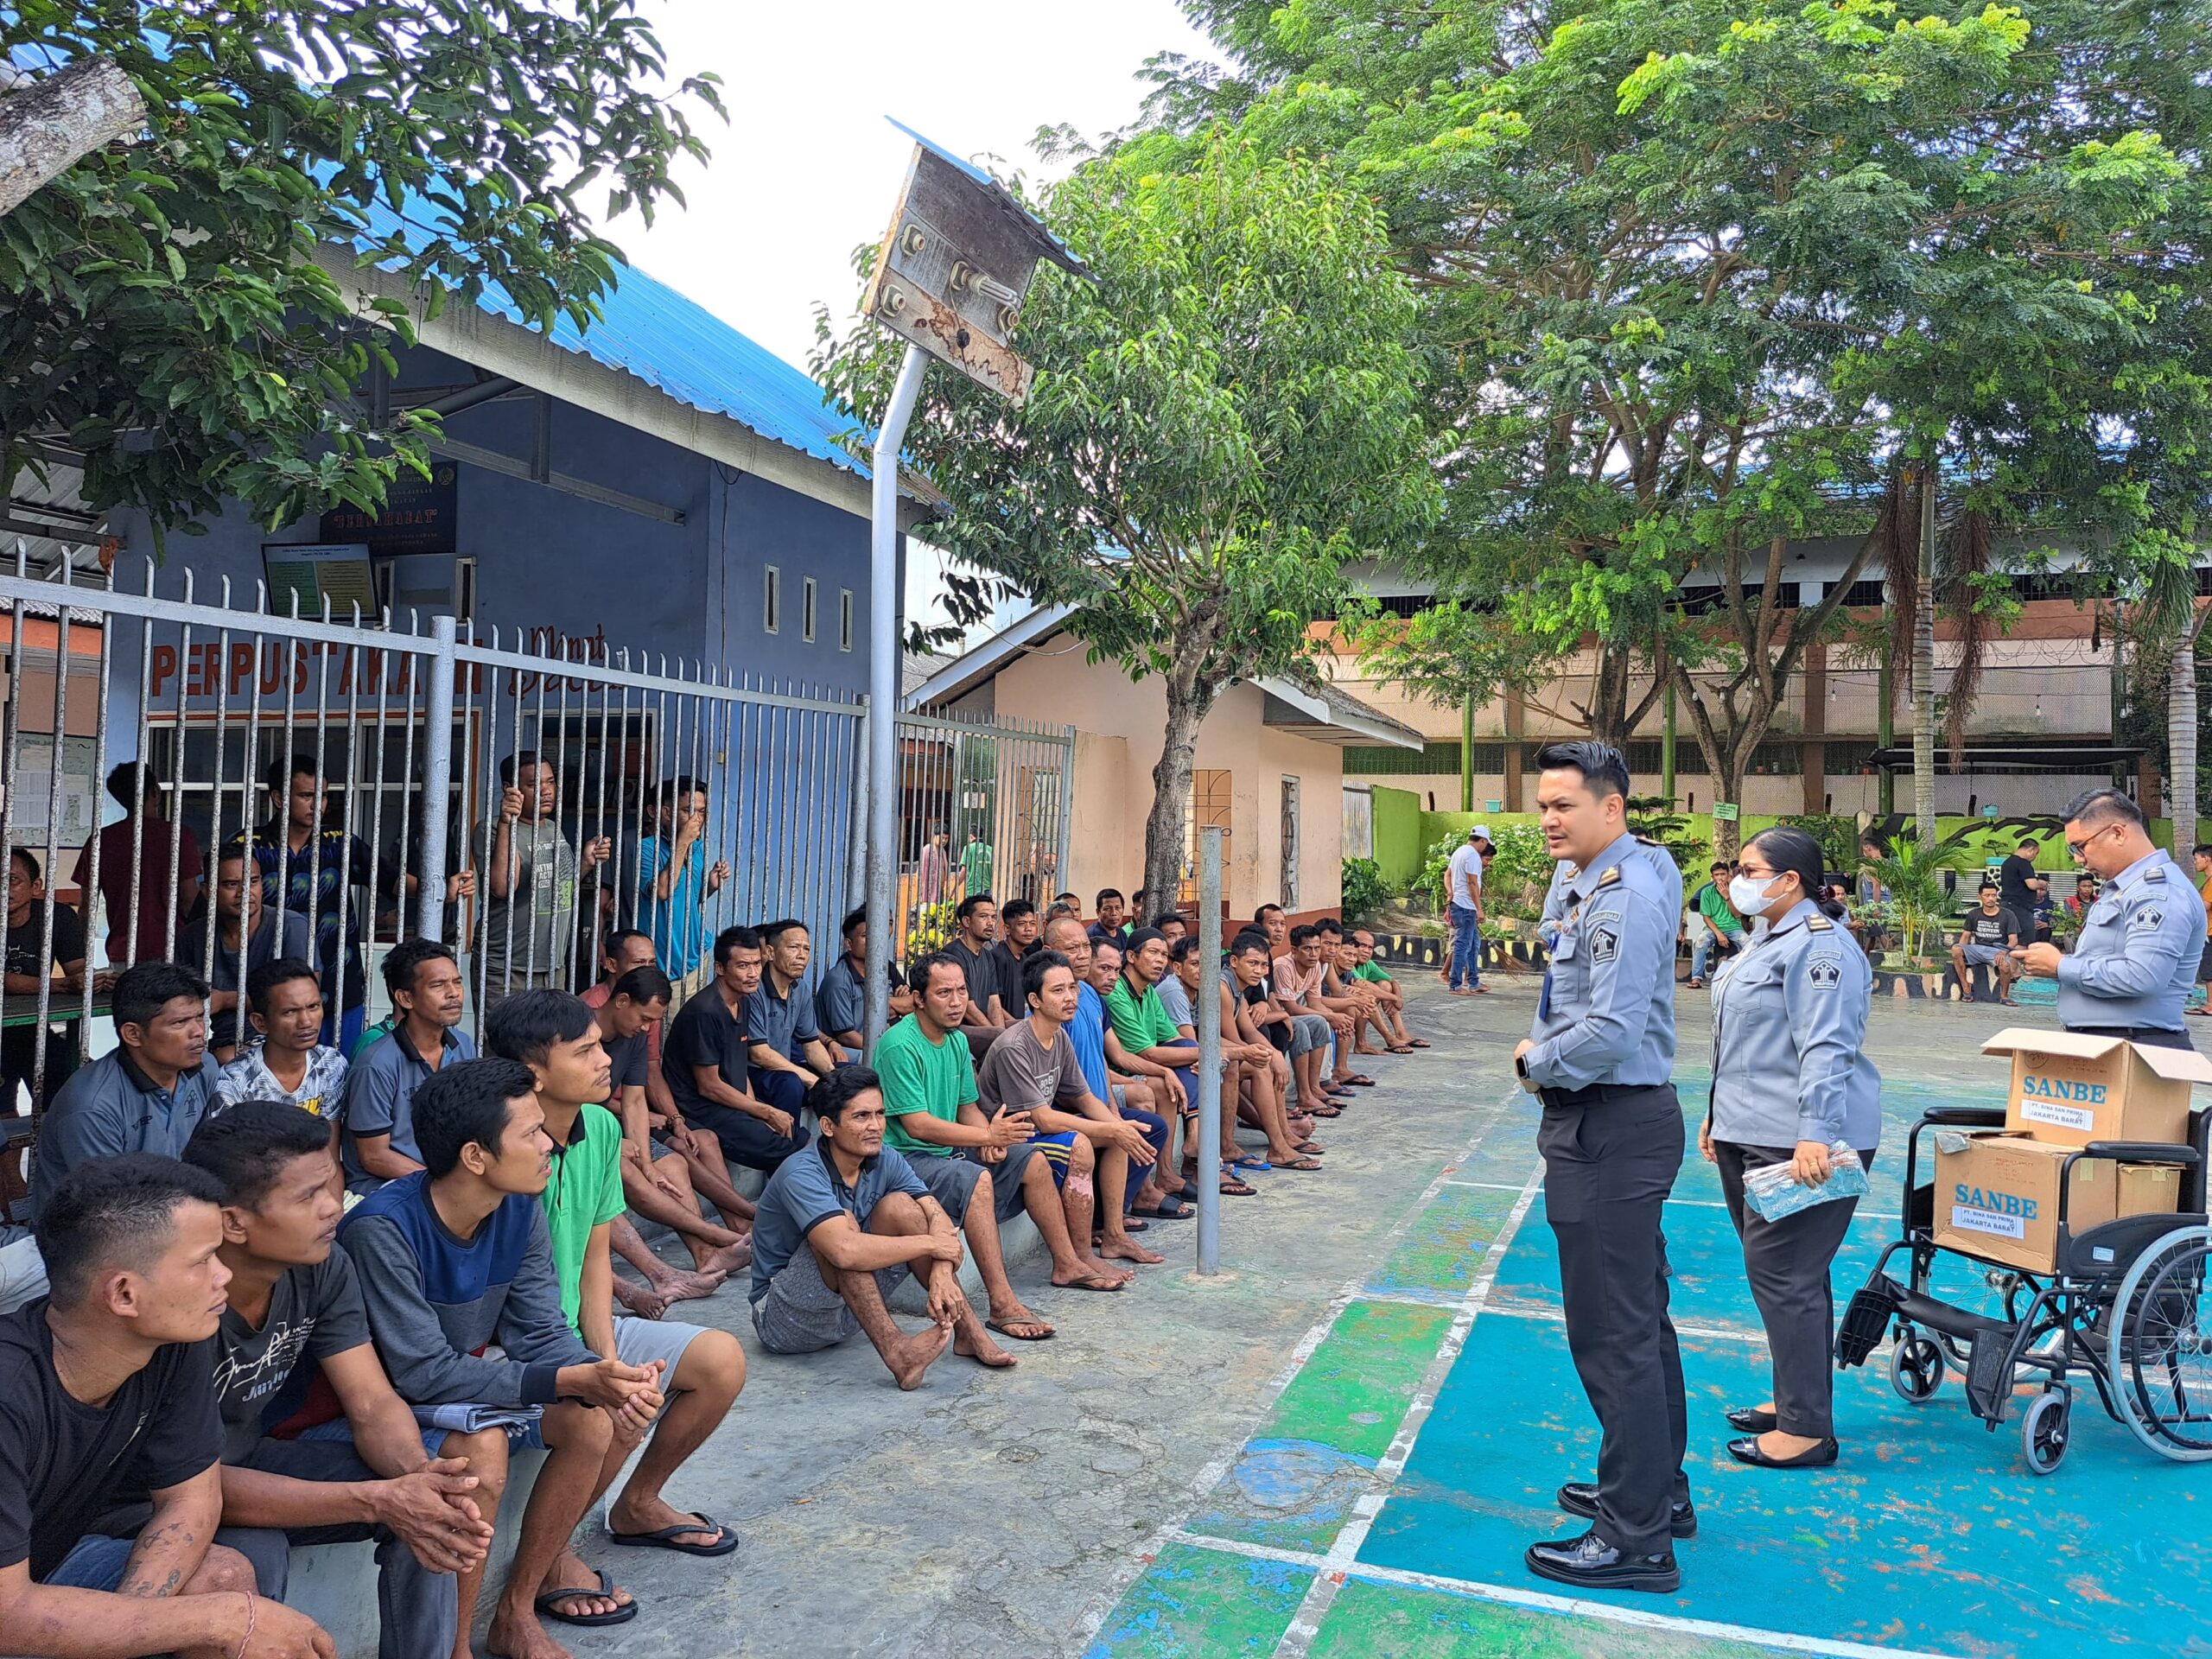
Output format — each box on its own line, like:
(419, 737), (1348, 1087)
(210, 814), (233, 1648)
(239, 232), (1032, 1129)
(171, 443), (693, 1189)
(1964, 1328), (2019, 1425)
(1836, 1274), (1902, 1369)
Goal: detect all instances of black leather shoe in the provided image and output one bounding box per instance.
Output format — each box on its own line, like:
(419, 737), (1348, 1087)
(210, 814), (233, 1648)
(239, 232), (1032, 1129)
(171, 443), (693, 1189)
(1725, 1407), (1777, 1433)
(1555, 1482), (1697, 1538)
(1524, 1530), (1680, 1593)
(1726, 1435), (1839, 1469)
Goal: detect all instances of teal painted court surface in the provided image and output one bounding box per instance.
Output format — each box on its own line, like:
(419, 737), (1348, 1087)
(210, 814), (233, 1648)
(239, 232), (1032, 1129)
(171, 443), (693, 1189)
(1088, 1065), (2212, 1658)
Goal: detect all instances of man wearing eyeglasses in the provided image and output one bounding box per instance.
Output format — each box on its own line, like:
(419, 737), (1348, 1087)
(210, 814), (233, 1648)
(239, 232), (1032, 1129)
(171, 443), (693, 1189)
(2012, 789), (2203, 1050)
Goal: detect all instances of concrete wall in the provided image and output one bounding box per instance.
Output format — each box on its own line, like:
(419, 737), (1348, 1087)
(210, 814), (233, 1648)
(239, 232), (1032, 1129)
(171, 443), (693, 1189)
(954, 654), (1347, 920)
(1371, 785), (1424, 889)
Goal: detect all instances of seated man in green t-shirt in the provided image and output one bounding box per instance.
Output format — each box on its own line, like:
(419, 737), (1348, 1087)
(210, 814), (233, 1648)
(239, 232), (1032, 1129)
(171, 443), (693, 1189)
(1350, 930), (1428, 1052)
(875, 954), (1109, 1346)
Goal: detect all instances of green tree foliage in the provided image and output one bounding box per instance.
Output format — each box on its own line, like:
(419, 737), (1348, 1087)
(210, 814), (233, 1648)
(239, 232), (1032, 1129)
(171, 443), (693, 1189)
(1340, 855), (1389, 922)
(817, 133), (1437, 910)
(0, 3), (721, 542)
(1141, 0), (2210, 854)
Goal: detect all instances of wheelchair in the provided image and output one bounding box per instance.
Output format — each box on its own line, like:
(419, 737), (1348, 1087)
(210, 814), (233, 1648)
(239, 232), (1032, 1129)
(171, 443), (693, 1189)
(1834, 1103), (2212, 1473)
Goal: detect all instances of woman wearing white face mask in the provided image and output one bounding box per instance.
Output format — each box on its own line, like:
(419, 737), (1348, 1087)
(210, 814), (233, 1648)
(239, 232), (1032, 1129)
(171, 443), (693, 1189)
(1700, 827), (1881, 1470)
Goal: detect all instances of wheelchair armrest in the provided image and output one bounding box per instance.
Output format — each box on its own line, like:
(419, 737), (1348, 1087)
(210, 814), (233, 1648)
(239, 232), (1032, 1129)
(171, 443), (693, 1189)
(1918, 1106), (2007, 1128)
(2082, 1141), (2202, 1167)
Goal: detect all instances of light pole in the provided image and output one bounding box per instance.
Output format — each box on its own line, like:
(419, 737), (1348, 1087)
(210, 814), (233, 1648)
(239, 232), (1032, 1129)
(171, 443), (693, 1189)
(857, 124), (1088, 1049)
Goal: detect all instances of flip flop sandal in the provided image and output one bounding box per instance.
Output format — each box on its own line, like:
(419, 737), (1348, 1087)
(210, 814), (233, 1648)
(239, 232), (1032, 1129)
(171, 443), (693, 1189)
(1306, 1103), (1343, 1118)
(1341, 1075), (1377, 1088)
(535, 1569), (639, 1626)
(1058, 1271), (1127, 1292)
(1275, 1157), (1324, 1171)
(986, 1315), (1057, 1341)
(1294, 1141), (1325, 1156)
(1408, 1039), (1433, 1048)
(1230, 1154), (1272, 1172)
(1218, 1174), (1257, 1197)
(608, 1514), (741, 1559)
(1388, 1045), (1415, 1054)
(1122, 1216), (1150, 1231)
(1135, 1196), (1193, 1219)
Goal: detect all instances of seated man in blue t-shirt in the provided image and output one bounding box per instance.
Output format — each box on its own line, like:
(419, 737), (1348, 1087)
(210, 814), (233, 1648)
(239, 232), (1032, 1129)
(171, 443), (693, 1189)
(747, 1066), (1007, 1389)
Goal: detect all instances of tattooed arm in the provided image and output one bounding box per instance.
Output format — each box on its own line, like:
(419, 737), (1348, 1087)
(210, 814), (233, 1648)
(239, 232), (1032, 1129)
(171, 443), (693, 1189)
(117, 1463), (223, 1599)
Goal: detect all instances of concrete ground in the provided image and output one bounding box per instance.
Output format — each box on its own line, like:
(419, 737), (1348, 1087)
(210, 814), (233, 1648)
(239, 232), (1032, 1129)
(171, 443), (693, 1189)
(537, 970), (2162, 1659)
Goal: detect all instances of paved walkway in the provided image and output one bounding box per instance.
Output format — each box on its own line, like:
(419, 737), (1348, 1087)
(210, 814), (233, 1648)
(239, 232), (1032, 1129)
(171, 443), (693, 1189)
(543, 971), (2208, 1657)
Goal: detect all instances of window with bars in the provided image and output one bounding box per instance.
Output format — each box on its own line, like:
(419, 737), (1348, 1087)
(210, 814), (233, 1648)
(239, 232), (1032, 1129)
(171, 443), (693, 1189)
(1178, 769), (1233, 905)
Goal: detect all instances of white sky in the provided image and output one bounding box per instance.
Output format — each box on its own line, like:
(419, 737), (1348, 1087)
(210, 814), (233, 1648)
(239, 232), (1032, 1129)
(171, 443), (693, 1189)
(607, 2), (1222, 636)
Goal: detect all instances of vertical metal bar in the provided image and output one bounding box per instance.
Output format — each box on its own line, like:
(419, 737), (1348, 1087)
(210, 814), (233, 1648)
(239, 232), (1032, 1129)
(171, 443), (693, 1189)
(163, 570), (194, 958)
(237, 588), (269, 998)
(306, 600), (334, 1016)
(334, 614), (366, 1039)
(391, 619), (420, 945)
(274, 590), (302, 977)
(126, 560), (157, 969)
(1058, 725), (1076, 908)
(549, 640), (579, 991)
(846, 701), (869, 920)
(662, 661), (688, 967)
(205, 582), (232, 1006)
(643, 670), (669, 971)
(1196, 823), (1224, 1274)
(865, 343), (928, 1048)
(0, 553), (30, 1076)
(686, 664), (709, 942)
(77, 588), (114, 1053)
(415, 615), (458, 943)
(366, 611), (394, 954)
(29, 564), (73, 1109)
(712, 675), (738, 943)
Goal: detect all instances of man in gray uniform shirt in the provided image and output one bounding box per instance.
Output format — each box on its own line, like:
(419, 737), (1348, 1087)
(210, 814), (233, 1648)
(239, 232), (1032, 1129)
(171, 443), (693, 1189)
(1511, 741), (1689, 1595)
(2014, 787), (2204, 1049)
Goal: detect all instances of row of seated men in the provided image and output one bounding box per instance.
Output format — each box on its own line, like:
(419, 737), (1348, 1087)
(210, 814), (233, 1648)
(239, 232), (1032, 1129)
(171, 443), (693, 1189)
(0, 893), (1426, 1657)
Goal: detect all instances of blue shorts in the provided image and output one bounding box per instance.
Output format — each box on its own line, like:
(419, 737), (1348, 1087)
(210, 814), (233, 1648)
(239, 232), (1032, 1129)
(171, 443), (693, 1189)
(40, 1533), (136, 1590)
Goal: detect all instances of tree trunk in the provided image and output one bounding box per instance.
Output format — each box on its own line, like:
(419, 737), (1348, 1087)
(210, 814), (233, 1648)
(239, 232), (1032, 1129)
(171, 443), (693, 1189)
(1143, 671), (1213, 923)
(1913, 476), (1938, 849)
(0, 58), (146, 219)
(2171, 613), (2201, 858)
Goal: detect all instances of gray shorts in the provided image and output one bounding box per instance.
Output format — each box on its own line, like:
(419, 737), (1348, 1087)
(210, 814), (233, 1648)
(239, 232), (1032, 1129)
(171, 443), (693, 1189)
(750, 1246), (909, 1355)
(614, 1313), (709, 1385)
(1289, 1013), (1331, 1057)
(908, 1147), (1035, 1224)
(1961, 941), (2006, 967)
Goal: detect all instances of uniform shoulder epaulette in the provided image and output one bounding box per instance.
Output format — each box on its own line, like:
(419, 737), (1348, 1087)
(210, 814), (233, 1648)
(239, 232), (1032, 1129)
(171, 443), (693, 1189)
(1595, 866), (1623, 887)
(2145, 865), (2168, 884)
(1807, 917), (1833, 931)
(1634, 835), (1661, 846)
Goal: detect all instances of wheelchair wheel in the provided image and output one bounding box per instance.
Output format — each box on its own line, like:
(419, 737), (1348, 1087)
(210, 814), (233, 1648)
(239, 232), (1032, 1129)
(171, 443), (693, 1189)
(1891, 1332), (1946, 1403)
(2021, 1388), (2071, 1475)
(2108, 1224), (2212, 1463)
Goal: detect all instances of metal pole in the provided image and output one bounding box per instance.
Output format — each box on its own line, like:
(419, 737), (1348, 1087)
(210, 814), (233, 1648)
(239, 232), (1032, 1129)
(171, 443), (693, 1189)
(864, 343), (928, 1051)
(1196, 823), (1224, 1274)
(416, 614), (458, 941)
(1460, 694), (1475, 813)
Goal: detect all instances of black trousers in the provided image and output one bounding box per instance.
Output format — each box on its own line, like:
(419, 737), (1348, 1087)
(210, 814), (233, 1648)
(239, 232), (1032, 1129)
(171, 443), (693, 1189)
(680, 1096), (807, 1173)
(1712, 1141), (1873, 1440)
(1537, 1084), (1688, 1555)
(2069, 1023), (2196, 1053)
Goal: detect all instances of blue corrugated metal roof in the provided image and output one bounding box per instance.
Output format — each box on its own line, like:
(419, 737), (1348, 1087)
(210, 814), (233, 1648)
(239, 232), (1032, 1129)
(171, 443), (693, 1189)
(346, 194), (869, 481)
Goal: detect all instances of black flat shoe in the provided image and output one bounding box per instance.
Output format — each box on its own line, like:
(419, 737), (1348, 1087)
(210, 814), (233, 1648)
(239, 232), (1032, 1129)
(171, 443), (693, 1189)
(1726, 1407), (1777, 1433)
(1726, 1435), (1839, 1469)
(1524, 1529), (1679, 1593)
(1556, 1482), (1697, 1539)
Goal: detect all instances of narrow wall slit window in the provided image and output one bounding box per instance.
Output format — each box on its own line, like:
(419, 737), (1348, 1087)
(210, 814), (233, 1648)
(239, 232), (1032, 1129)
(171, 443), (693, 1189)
(763, 566), (780, 635)
(839, 588), (854, 652)
(802, 576), (817, 643)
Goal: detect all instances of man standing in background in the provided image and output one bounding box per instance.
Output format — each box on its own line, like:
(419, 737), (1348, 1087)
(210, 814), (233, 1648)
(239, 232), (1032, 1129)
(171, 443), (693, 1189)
(72, 763), (201, 970)
(478, 751), (610, 1010)
(1444, 826), (1490, 996)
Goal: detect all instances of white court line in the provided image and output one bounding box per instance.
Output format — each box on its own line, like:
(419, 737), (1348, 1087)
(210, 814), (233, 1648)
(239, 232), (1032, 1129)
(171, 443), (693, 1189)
(1169, 1531), (1963, 1659)
(1272, 1162), (1548, 1656)
(1442, 1179), (1529, 1192)
(1476, 1300), (1769, 1345)
(1069, 1105), (1513, 1648)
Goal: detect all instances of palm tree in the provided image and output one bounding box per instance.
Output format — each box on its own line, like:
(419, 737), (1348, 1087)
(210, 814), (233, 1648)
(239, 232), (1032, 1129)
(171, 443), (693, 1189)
(2130, 550), (2205, 855)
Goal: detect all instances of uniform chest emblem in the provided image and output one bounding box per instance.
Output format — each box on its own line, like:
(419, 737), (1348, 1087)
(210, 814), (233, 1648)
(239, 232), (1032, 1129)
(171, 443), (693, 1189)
(1807, 958), (1841, 989)
(1590, 925), (1620, 963)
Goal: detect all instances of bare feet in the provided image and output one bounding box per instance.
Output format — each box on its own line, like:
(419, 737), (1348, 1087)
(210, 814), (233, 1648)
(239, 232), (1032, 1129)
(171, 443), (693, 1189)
(1098, 1234), (1164, 1266)
(659, 1267), (725, 1305)
(487, 1605), (577, 1659)
(611, 1275), (674, 1321)
(700, 1238), (752, 1276)
(953, 1324), (1018, 1368)
(888, 1323), (954, 1390)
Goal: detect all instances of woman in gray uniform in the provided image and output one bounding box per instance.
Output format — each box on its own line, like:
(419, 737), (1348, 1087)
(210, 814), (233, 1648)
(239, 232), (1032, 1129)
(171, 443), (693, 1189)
(1701, 826), (1881, 1471)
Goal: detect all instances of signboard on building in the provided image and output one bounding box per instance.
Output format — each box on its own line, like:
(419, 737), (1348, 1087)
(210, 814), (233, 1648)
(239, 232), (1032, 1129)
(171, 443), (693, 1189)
(262, 543), (376, 621)
(319, 461), (459, 556)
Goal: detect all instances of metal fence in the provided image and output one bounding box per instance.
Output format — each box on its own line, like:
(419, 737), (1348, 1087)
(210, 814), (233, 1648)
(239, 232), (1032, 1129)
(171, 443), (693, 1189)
(0, 555), (866, 1185)
(892, 705), (1073, 958)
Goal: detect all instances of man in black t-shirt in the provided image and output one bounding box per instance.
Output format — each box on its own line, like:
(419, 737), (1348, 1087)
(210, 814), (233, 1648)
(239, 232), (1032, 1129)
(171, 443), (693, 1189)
(1998, 840), (2046, 957)
(1950, 885), (2021, 1004)
(0, 1154), (329, 1656)
(178, 1103), (493, 1659)
(3, 846), (88, 1116)
(662, 925), (805, 1173)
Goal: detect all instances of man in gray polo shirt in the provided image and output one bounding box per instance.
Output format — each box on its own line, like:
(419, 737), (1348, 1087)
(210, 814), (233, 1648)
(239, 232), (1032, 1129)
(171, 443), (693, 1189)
(29, 960), (223, 1219)
(341, 938), (476, 1193)
(746, 919), (836, 1117)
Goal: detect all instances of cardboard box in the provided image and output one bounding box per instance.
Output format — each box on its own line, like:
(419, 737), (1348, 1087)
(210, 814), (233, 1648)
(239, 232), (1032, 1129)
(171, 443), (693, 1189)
(1931, 1129), (2183, 1274)
(1982, 1028), (2212, 1150)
